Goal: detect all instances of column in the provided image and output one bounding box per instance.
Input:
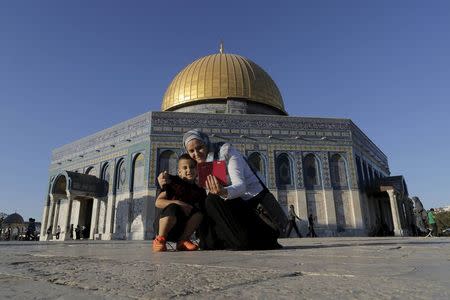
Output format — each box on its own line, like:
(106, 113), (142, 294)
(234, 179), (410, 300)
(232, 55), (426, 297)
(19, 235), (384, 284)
(323, 189), (337, 232)
(40, 196), (51, 240)
(387, 189), (403, 236)
(45, 195), (56, 240)
(350, 190), (365, 230)
(62, 194), (73, 240)
(103, 195), (115, 240)
(296, 189), (308, 220)
(90, 198), (100, 239)
(52, 200), (61, 235)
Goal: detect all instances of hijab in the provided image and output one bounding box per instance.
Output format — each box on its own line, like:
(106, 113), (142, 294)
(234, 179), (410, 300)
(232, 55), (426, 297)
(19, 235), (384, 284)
(182, 129), (211, 151)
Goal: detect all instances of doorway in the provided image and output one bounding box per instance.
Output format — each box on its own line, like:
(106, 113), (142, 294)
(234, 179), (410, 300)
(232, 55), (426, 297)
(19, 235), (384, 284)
(78, 198), (93, 239)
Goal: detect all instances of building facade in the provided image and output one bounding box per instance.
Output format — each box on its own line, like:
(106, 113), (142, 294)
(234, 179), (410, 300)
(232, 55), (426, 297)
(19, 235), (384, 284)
(40, 51), (415, 241)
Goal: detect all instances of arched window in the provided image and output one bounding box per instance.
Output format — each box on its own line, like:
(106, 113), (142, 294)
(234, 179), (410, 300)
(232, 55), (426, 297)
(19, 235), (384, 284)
(85, 166), (96, 176)
(115, 159), (126, 192)
(303, 154), (322, 189)
(131, 153), (144, 191)
(330, 154), (348, 189)
(368, 165), (374, 184)
(248, 152), (266, 184)
(53, 175), (67, 194)
(158, 150), (178, 175)
(362, 161), (369, 186)
(355, 155), (364, 188)
(101, 163), (111, 190)
(374, 170), (380, 180)
(276, 153), (292, 186)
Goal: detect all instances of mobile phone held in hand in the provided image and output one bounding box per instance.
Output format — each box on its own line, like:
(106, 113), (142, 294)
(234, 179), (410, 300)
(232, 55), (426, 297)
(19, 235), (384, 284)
(197, 160), (227, 188)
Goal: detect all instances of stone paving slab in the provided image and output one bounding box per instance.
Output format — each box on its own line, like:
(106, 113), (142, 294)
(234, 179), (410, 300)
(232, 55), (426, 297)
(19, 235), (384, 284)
(0, 237), (449, 299)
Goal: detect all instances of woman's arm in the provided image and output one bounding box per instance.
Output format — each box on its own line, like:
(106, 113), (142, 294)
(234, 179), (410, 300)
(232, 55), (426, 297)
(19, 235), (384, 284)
(222, 145), (247, 199)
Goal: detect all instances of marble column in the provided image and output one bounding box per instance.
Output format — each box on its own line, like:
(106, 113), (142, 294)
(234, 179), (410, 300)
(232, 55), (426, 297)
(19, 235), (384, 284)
(323, 189), (337, 232)
(40, 196), (51, 239)
(387, 190), (403, 236)
(296, 190), (308, 220)
(52, 200), (61, 236)
(46, 195), (56, 240)
(90, 198), (100, 239)
(62, 194), (73, 240)
(104, 195), (115, 240)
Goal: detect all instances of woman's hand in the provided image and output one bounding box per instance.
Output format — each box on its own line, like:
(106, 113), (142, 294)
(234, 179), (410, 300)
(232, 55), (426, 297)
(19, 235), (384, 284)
(157, 171), (170, 187)
(206, 175), (228, 198)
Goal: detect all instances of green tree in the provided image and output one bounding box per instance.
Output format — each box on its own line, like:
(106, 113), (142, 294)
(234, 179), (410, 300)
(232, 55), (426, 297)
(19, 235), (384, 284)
(435, 211), (450, 233)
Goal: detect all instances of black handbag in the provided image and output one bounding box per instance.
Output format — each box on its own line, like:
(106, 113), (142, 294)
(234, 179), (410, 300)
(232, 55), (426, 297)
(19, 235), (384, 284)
(245, 159), (289, 238)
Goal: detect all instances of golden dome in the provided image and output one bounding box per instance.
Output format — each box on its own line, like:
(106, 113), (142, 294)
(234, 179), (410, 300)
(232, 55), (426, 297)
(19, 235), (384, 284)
(162, 53), (286, 114)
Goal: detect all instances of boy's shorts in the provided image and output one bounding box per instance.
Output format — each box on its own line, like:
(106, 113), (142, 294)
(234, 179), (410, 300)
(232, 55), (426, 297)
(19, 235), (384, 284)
(159, 203), (200, 242)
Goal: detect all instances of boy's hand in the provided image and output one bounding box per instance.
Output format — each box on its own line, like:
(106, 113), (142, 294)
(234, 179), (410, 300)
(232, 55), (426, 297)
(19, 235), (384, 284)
(157, 171), (170, 187)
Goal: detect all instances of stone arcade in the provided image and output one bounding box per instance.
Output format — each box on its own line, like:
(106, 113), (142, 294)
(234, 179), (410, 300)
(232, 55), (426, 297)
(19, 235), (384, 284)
(40, 51), (415, 241)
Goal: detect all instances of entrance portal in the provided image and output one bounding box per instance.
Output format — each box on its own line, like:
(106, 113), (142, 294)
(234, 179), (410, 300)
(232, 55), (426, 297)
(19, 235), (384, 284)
(78, 198), (93, 239)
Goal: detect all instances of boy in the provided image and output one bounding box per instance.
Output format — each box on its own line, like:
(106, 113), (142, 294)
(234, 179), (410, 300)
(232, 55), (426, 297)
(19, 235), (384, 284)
(153, 154), (206, 252)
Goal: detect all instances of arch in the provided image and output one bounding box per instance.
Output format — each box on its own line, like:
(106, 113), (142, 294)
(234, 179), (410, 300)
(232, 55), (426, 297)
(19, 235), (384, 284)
(374, 170), (380, 180)
(355, 155), (364, 187)
(303, 153), (322, 190)
(368, 165), (374, 184)
(276, 153), (293, 187)
(362, 160), (369, 186)
(115, 159), (126, 193)
(51, 172), (70, 195)
(329, 154), (349, 189)
(98, 162), (111, 235)
(49, 171), (106, 198)
(158, 150), (178, 176)
(131, 153), (145, 191)
(248, 152), (267, 184)
(101, 163), (111, 192)
(85, 166), (96, 176)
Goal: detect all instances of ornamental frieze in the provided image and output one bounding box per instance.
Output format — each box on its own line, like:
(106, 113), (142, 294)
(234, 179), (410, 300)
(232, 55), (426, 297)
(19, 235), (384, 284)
(52, 113), (152, 160)
(151, 112), (351, 132)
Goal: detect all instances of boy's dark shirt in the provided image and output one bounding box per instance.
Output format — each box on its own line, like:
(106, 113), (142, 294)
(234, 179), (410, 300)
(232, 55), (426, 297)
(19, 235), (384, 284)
(161, 175), (206, 208)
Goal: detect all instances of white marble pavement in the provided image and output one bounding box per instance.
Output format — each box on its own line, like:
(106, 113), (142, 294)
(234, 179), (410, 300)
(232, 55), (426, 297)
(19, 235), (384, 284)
(0, 237), (449, 299)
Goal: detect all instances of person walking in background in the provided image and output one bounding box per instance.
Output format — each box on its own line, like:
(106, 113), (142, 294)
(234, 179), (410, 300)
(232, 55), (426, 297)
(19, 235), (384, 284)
(69, 224), (74, 240)
(427, 208), (438, 236)
(286, 205), (302, 238)
(46, 225), (52, 240)
(55, 225), (61, 240)
(308, 214), (317, 238)
(75, 225), (81, 240)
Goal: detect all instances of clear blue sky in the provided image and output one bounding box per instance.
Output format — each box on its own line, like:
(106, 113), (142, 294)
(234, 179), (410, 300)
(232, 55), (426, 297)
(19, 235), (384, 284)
(1, 1), (449, 221)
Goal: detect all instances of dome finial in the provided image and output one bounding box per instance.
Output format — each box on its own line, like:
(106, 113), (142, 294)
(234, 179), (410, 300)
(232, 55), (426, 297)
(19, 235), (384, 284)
(219, 40), (224, 54)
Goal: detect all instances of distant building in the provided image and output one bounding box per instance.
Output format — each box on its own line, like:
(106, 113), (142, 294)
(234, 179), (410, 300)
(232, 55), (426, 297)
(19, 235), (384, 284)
(0, 213), (41, 240)
(40, 50), (415, 241)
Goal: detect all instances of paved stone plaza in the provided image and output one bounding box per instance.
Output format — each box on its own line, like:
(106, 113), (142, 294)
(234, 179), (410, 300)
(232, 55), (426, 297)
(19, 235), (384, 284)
(0, 237), (449, 299)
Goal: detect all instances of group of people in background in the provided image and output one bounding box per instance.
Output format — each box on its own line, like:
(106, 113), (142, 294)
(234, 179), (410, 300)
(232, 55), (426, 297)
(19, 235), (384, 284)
(286, 205), (317, 238)
(46, 224), (89, 240)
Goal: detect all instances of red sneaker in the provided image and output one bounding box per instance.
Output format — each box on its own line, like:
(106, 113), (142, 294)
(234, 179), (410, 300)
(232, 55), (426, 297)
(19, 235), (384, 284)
(176, 240), (199, 251)
(152, 236), (167, 252)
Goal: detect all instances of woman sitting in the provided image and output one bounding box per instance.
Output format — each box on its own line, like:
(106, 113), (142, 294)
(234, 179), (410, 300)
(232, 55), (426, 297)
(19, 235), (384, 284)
(159, 129), (280, 250)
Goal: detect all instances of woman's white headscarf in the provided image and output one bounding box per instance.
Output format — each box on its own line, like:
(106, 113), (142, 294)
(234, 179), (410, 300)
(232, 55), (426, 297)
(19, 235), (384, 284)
(182, 129), (211, 151)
